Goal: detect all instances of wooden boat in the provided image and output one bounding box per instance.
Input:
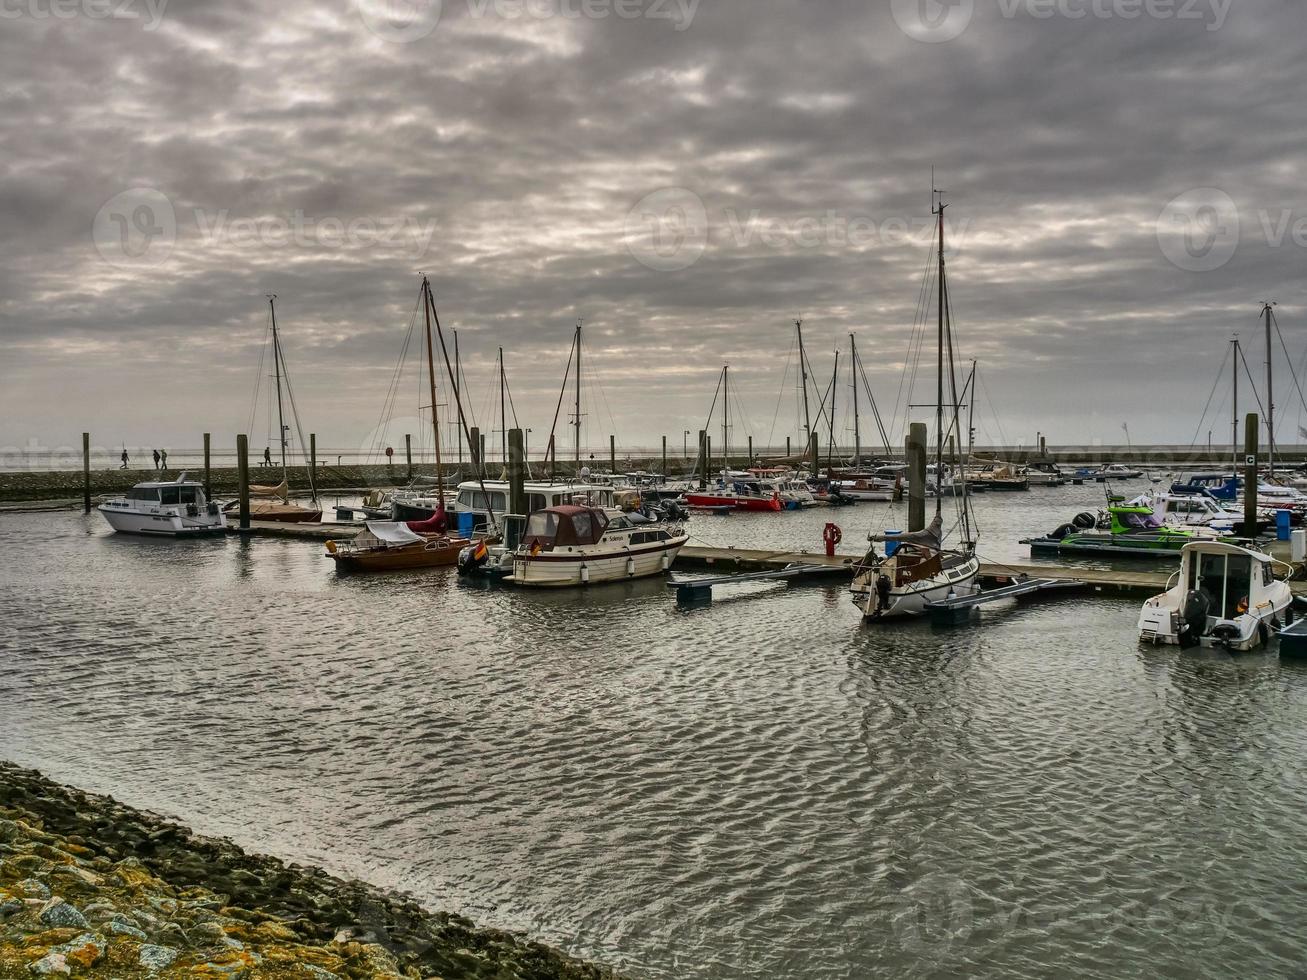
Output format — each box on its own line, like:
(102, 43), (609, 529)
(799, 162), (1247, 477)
(503, 505), (687, 587)
(326, 520), (469, 572)
(228, 499), (323, 523)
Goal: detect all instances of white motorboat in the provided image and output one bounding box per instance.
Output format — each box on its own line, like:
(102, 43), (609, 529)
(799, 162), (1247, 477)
(1096, 463), (1143, 479)
(503, 505), (687, 587)
(1129, 488), (1240, 534)
(98, 473), (227, 536)
(1138, 540), (1293, 651)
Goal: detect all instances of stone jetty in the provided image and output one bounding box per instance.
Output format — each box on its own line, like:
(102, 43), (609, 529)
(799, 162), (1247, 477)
(0, 764), (625, 979)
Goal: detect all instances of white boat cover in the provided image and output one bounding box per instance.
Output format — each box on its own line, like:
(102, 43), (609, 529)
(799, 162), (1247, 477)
(365, 521), (424, 546)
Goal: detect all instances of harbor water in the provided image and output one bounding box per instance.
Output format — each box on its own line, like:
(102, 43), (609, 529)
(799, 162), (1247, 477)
(4, 496), (1307, 978)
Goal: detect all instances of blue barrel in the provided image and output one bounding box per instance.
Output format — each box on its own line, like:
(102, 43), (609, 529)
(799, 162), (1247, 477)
(458, 511), (475, 537)
(1277, 509), (1292, 541)
(884, 531), (903, 556)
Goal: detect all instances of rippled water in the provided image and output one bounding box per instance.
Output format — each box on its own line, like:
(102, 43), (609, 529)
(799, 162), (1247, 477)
(4, 506), (1307, 979)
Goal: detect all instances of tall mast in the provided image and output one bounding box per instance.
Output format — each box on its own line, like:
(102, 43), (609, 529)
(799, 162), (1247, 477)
(796, 320), (813, 471)
(454, 330), (463, 466)
(422, 277), (444, 498)
(828, 351), (839, 474)
(1231, 335), (1239, 474)
(267, 294), (287, 474)
(850, 333), (860, 464)
(933, 190), (946, 516)
(499, 346), (506, 464)
(574, 319), (583, 468)
(722, 364), (729, 476)
(1264, 302), (1276, 476)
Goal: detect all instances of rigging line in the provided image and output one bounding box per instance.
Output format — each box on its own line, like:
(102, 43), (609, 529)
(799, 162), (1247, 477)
(1235, 346), (1270, 419)
(1271, 311), (1307, 437)
(245, 316), (272, 439)
(764, 334), (797, 451)
(892, 242), (937, 435)
(854, 344), (892, 457)
(583, 348), (623, 460)
(976, 368), (1009, 450)
(545, 330), (578, 468)
(368, 293), (421, 463)
(1186, 344), (1232, 449)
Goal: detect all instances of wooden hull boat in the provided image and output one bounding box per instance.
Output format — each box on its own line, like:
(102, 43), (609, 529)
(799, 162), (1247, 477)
(224, 500), (322, 523)
(326, 521), (469, 573)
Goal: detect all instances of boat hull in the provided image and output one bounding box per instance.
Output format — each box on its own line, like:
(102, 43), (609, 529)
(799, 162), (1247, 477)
(684, 493), (782, 512)
(224, 501), (322, 523)
(98, 506), (226, 537)
(509, 539), (686, 587)
(329, 536), (469, 573)
(852, 555), (982, 620)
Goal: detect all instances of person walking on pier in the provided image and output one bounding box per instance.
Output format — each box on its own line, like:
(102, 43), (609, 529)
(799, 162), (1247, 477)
(152, 449), (160, 471)
(120, 449), (129, 469)
(159, 449), (168, 471)
(264, 446), (272, 468)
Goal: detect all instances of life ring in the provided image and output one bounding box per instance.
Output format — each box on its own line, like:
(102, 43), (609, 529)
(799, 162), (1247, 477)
(823, 523), (843, 547)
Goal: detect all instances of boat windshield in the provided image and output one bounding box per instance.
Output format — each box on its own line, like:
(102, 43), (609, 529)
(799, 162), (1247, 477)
(524, 511), (560, 541)
(126, 488), (160, 501)
(1118, 511), (1162, 530)
(1191, 552), (1254, 620)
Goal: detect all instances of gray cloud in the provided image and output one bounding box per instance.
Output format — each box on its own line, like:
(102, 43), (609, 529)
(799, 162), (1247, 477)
(2, 0), (1307, 456)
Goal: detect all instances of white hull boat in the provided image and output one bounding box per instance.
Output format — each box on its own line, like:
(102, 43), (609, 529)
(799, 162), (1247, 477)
(504, 505), (687, 587)
(98, 473), (226, 537)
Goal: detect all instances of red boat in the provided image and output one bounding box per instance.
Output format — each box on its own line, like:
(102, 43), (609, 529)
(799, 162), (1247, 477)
(684, 488), (783, 512)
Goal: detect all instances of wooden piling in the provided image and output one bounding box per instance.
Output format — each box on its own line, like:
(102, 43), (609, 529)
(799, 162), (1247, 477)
(786, 436), (791, 457)
(907, 422), (927, 532)
(82, 433), (91, 514)
(748, 435), (753, 465)
(508, 429), (526, 515)
(236, 434), (250, 530)
(698, 430), (707, 489)
(1245, 413), (1259, 531)
(662, 435), (667, 477)
(808, 433), (819, 478)
(203, 433), (211, 497)
(610, 434), (616, 476)
(470, 426), (481, 475)
(405, 433), (413, 479)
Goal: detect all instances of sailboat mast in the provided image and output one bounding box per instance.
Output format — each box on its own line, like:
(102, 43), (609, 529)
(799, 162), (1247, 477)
(934, 194), (946, 515)
(574, 320), (583, 469)
(796, 320), (812, 471)
(1231, 335), (1239, 474)
(499, 346), (506, 464)
(828, 351), (839, 473)
(422, 278), (444, 498)
(1264, 302), (1276, 477)
(722, 365), (729, 476)
(268, 294), (287, 473)
(454, 330), (463, 466)
(850, 334), (860, 465)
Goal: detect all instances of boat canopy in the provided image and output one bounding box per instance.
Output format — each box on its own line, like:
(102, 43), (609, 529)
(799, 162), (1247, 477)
(869, 513), (943, 551)
(365, 521), (425, 546)
(524, 506), (609, 548)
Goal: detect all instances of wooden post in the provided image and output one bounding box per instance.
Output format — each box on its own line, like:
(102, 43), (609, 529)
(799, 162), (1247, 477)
(706, 436), (712, 482)
(548, 433), (557, 481)
(236, 434), (251, 530)
(203, 433), (211, 497)
(662, 436), (667, 478)
(697, 430), (707, 489)
(1244, 413), (1259, 533)
(748, 435), (753, 465)
(808, 433), (819, 478)
(470, 426), (481, 474)
(310, 433), (316, 478)
(1039, 435), (1048, 458)
(786, 435), (791, 457)
(480, 433), (487, 474)
(405, 434), (413, 479)
(508, 429), (527, 515)
(609, 434), (616, 476)
(907, 422), (928, 533)
(82, 432), (91, 514)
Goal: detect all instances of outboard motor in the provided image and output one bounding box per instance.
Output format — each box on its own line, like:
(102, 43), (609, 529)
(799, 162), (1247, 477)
(1179, 589), (1210, 648)
(1073, 512), (1097, 530)
(457, 543), (488, 576)
(1049, 523), (1078, 541)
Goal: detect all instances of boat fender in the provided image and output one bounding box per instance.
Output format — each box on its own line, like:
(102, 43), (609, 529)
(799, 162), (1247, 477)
(1258, 621), (1270, 647)
(626, 557), (635, 577)
(580, 564), (590, 584)
(325, 540), (338, 555)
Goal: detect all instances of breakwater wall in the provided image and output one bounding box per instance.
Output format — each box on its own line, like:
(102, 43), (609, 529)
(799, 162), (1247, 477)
(0, 763), (624, 978)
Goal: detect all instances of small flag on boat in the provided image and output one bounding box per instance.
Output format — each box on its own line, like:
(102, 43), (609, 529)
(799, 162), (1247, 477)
(530, 540), (542, 556)
(473, 540), (488, 561)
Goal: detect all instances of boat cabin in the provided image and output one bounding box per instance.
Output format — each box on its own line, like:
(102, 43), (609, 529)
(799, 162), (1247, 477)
(522, 506), (609, 552)
(455, 480), (616, 531)
(1109, 506), (1166, 534)
(1184, 542), (1275, 623)
(1180, 473), (1240, 501)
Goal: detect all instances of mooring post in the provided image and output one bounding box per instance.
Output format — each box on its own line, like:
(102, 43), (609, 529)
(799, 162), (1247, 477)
(662, 435), (667, 478)
(236, 434), (250, 530)
(480, 433), (487, 474)
(610, 434), (616, 476)
(508, 428), (527, 515)
(748, 435), (753, 465)
(548, 434), (557, 481)
(786, 435), (791, 458)
(310, 433), (316, 477)
(203, 433), (211, 498)
(809, 433), (819, 479)
(470, 426), (481, 475)
(907, 422), (928, 532)
(1245, 413), (1259, 533)
(698, 430), (707, 489)
(706, 436), (713, 483)
(82, 432), (91, 514)
(405, 434), (413, 479)
(1040, 435), (1048, 458)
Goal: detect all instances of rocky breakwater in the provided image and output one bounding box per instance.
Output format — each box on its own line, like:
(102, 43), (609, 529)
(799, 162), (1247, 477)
(0, 764), (626, 979)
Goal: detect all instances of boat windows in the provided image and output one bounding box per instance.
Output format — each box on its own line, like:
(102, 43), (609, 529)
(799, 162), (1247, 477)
(1118, 511), (1162, 530)
(1191, 552), (1255, 620)
(524, 511), (560, 541)
(126, 488), (160, 502)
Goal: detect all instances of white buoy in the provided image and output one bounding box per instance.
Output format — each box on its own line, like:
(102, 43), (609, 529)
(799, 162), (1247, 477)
(626, 556), (635, 577)
(580, 564), (590, 584)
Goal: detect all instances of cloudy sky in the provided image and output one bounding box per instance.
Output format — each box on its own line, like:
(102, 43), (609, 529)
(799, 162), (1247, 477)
(3, 0), (1307, 462)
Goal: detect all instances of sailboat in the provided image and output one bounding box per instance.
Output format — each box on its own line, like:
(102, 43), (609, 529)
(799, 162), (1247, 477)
(328, 277), (470, 572)
(227, 295), (322, 523)
(850, 191), (981, 620)
(684, 365), (783, 512)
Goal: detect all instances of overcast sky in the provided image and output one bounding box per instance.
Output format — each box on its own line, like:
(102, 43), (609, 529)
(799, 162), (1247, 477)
(3, 0), (1307, 461)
